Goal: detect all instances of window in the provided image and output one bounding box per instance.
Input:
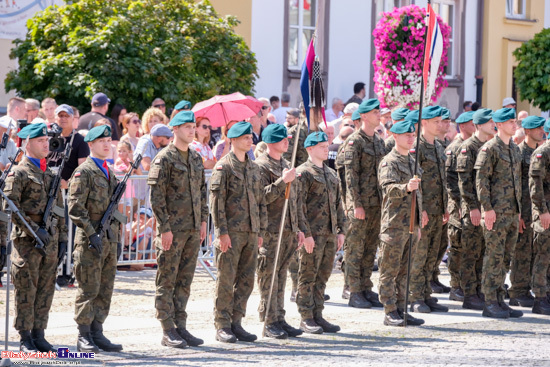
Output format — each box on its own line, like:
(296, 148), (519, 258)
(375, 0), (411, 22)
(432, 0), (457, 77)
(288, 0), (317, 69)
(506, 0), (526, 19)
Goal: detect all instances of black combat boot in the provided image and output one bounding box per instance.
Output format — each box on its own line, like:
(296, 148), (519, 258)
(90, 320), (123, 352)
(498, 299), (523, 318)
(19, 330), (38, 353)
(410, 300), (431, 313)
(532, 297), (550, 315)
(176, 328), (204, 346)
(278, 320), (303, 337)
(509, 293), (535, 307)
(482, 301), (509, 319)
(449, 287), (465, 302)
(231, 323), (257, 342)
(314, 316), (340, 333)
(383, 311), (405, 327)
(77, 324), (100, 353)
(161, 328), (187, 348)
(463, 295), (484, 310)
(215, 328), (237, 343)
(430, 280), (444, 293)
(31, 329), (55, 352)
(397, 309), (425, 326)
(433, 278), (451, 293)
(348, 292), (372, 309)
(363, 290), (384, 307)
(426, 297), (448, 312)
(264, 323), (287, 339)
(300, 318), (323, 334)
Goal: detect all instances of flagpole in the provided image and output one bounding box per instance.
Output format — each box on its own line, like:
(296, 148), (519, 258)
(404, 0), (431, 327)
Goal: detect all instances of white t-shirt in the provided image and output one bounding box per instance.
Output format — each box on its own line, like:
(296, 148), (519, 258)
(0, 139), (18, 167)
(272, 107), (291, 125)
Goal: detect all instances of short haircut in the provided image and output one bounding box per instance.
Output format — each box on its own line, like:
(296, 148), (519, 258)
(8, 97), (25, 112)
(463, 100), (472, 109)
(42, 97), (56, 107)
(25, 98), (40, 111)
(353, 82), (366, 94)
(258, 97), (270, 105)
(152, 97), (164, 106)
(270, 96), (279, 103)
(281, 92), (291, 103)
(332, 97), (343, 106)
(471, 102), (480, 111)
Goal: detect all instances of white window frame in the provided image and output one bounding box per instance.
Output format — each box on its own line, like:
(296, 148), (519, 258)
(506, 0), (527, 19)
(288, 0), (317, 70)
(431, 0), (458, 78)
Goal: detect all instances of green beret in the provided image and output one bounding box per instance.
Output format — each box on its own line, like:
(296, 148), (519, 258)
(174, 100), (191, 110)
(304, 131), (328, 148)
(421, 106), (443, 120)
(357, 99), (380, 114)
(391, 108), (409, 122)
(351, 110), (360, 121)
(545, 119), (550, 134)
(455, 111), (475, 124)
(441, 107), (451, 120)
(492, 108), (516, 123)
(17, 122), (47, 139)
(262, 124), (288, 144)
(170, 111), (195, 127)
(390, 120), (415, 134)
(473, 108), (493, 125)
(522, 116), (545, 129)
(227, 121), (253, 139)
(84, 125), (111, 142)
(404, 110), (420, 124)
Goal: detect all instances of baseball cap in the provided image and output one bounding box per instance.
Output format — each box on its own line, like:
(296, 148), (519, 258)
(55, 104), (74, 116)
(502, 97), (516, 107)
(150, 124), (173, 137)
(92, 92), (111, 107)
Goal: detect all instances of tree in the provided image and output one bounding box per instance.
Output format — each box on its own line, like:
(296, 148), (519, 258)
(514, 28), (550, 111)
(5, 0), (258, 114)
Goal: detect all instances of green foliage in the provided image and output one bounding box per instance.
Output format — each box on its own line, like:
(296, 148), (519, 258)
(5, 0), (258, 114)
(513, 28), (550, 110)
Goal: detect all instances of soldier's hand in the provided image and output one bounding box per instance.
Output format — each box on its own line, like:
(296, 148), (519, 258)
(443, 211), (450, 225)
(407, 177), (421, 192)
(219, 234), (232, 253)
(200, 221), (207, 243)
(161, 231), (174, 251)
(61, 179), (69, 190)
(297, 231), (305, 248)
(470, 209), (481, 226)
(354, 207), (365, 220)
(258, 236), (263, 248)
(88, 233), (103, 257)
(422, 211), (429, 228)
(540, 212), (550, 230)
(304, 236), (315, 254)
(519, 217), (525, 234)
(282, 168), (296, 183)
(484, 210), (496, 231)
(36, 227), (50, 248)
(337, 234), (345, 251)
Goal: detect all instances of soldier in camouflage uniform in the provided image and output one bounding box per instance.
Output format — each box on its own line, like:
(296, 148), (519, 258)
(377, 119), (424, 327)
(296, 132), (345, 334)
(383, 108), (409, 155)
(475, 107), (523, 319)
(444, 111), (476, 302)
(255, 124), (304, 339)
(409, 106), (449, 314)
(4, 123), (67, 352)
(340, 99), (385, 309)
(509, 116), (545, 308)
(68, 125), (124, 352)
(210, 121), (267, 343)
(147, 111), (208, 348)
(457, 109), (495, 311)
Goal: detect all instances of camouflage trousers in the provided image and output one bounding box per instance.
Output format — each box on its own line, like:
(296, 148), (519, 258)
(410, 214), (442, 302)
(509, 224), (534, 298)
(73, 239), (117, 325)
(378, 230), (418, 314)
(155, 230), (200, 330)
(257, 231), (296, 324)
(11, 236), (58, 331)
(214, 231), (258, 329)
(446, 224), (462, 289)
(296, 233), (336, 320)
(482, 213), (519, 303)
(532, 229), (550, 298)
(344, 208), (380, 293)
(460, 215), (485, 297)
(432, 222), (449, 281)
(288, 250), (299, 291)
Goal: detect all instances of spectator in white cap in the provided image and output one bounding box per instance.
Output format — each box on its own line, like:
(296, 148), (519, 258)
(135, 124), (173, 171)
(380, 107), (392, 130)
(0, 115), (18, 170)
(503, 97), (517, 108)
(330, 102), (359, 138)
(78, 92), (120, 141)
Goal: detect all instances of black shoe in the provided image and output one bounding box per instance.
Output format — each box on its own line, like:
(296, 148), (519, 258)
(31, 329), (55, 352)
(300, 318), (323, 334)
(434, 279), (451, 293)
(76, 325), (100, 353)
(176, 328), (204, 346)
(499, 299), (523, 318)
(264, 323), (287, 339)
(314, 316), (340, 333)
(532, 297), (550, 315)
(342, 285), (350, 300)
(19, 330), (38, 353)
(426, 297), (448, 312)
(509, 294), (535, 308)
(430, 280), (444, 293)
(91, 320), (123, 352)
(449, 287), (465, 302)
(482, 301), (509, 319)
(278, 320), (303, 337)
(216, 328), (237, 343)
(324, 294), (330, 301)
(290, 289), (296, 303)
(463, 295), (484, 310)
(161, 328), (187, 348)
(397, 309), (425, 326)
(348, 292), (372, 309)
(231, 323), (257, 342)
(410, 300), (431, 313)
(383, 311), (405, 327)
(363, 290), (384, 307)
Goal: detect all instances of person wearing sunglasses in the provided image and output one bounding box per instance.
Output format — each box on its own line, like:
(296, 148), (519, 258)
(151, 97), (167, 115)
(120, 112), (142, 151)
(190, 117), (216, 169)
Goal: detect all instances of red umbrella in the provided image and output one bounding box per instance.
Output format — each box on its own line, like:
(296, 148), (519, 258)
(192, 93), (263, 127)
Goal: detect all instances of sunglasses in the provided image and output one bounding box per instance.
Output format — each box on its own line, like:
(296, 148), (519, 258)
(130, 119), (141, 125)
(343, 124), (354, 128)
(200, 124), (211, 130)
(153, 104), (166, 108)
(261, 106), (269, 110)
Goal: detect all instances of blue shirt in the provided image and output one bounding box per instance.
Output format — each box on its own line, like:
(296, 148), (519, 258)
(27, 156), (43, 171)
(91, 157), (109, 179)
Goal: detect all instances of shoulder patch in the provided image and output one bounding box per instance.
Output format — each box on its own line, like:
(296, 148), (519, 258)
(216, 165), (223, 170)
(74, 172), (81, 177)
(446, 150), (452, 155)
(536, 153), (543, 158)
(461, 149), (467, 154)
(482, 147), (487, 152)
(288, 135), (293, 139)
(348, 141), (354, 145)
(409, 148), (415, 154)
(381, 162), (387, 167)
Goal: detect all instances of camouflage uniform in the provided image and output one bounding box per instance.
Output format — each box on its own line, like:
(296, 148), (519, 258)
(210, 152), (267, 329)
(457, 135), (485, 297)
(5, 156), (67, 331)
(384, 135), (396, 155)
(296, 160), (345, 320)
(433, 138), (451, 282)
(409, 136), (447, 303)
(68, 157), (121, 325)
(341, 130), (385, 294)
(334, 142), (349, 288)
(509, 141), (537, 299)
(378, 148), (422, 313)
(147, 143), (208, 330)
(255, 153), (302, 324)
(475, 136), (521, 303)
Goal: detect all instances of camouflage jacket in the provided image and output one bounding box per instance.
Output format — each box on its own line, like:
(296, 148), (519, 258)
(3, 156), (68, 246)
(283, 124), (319, 167)
(148, 143), (208, 234)
(415, 135), (447, 215)
(209, 151), (267, 236)
(529, 143), (550, 232)
(334, 143), (347, 207)
(457, 135), (484, 215)
(445, 135), (465, 227)
(68, 157), (120, 243)
(437, 137), (451, 149)
(297, 160), (345, 238)
(341, 129), (385, 211)
(475, 136), (521, 215)
(518, 141), (537, 222)
(384, 135), (396, 155)
(378, 148), (423, 242)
